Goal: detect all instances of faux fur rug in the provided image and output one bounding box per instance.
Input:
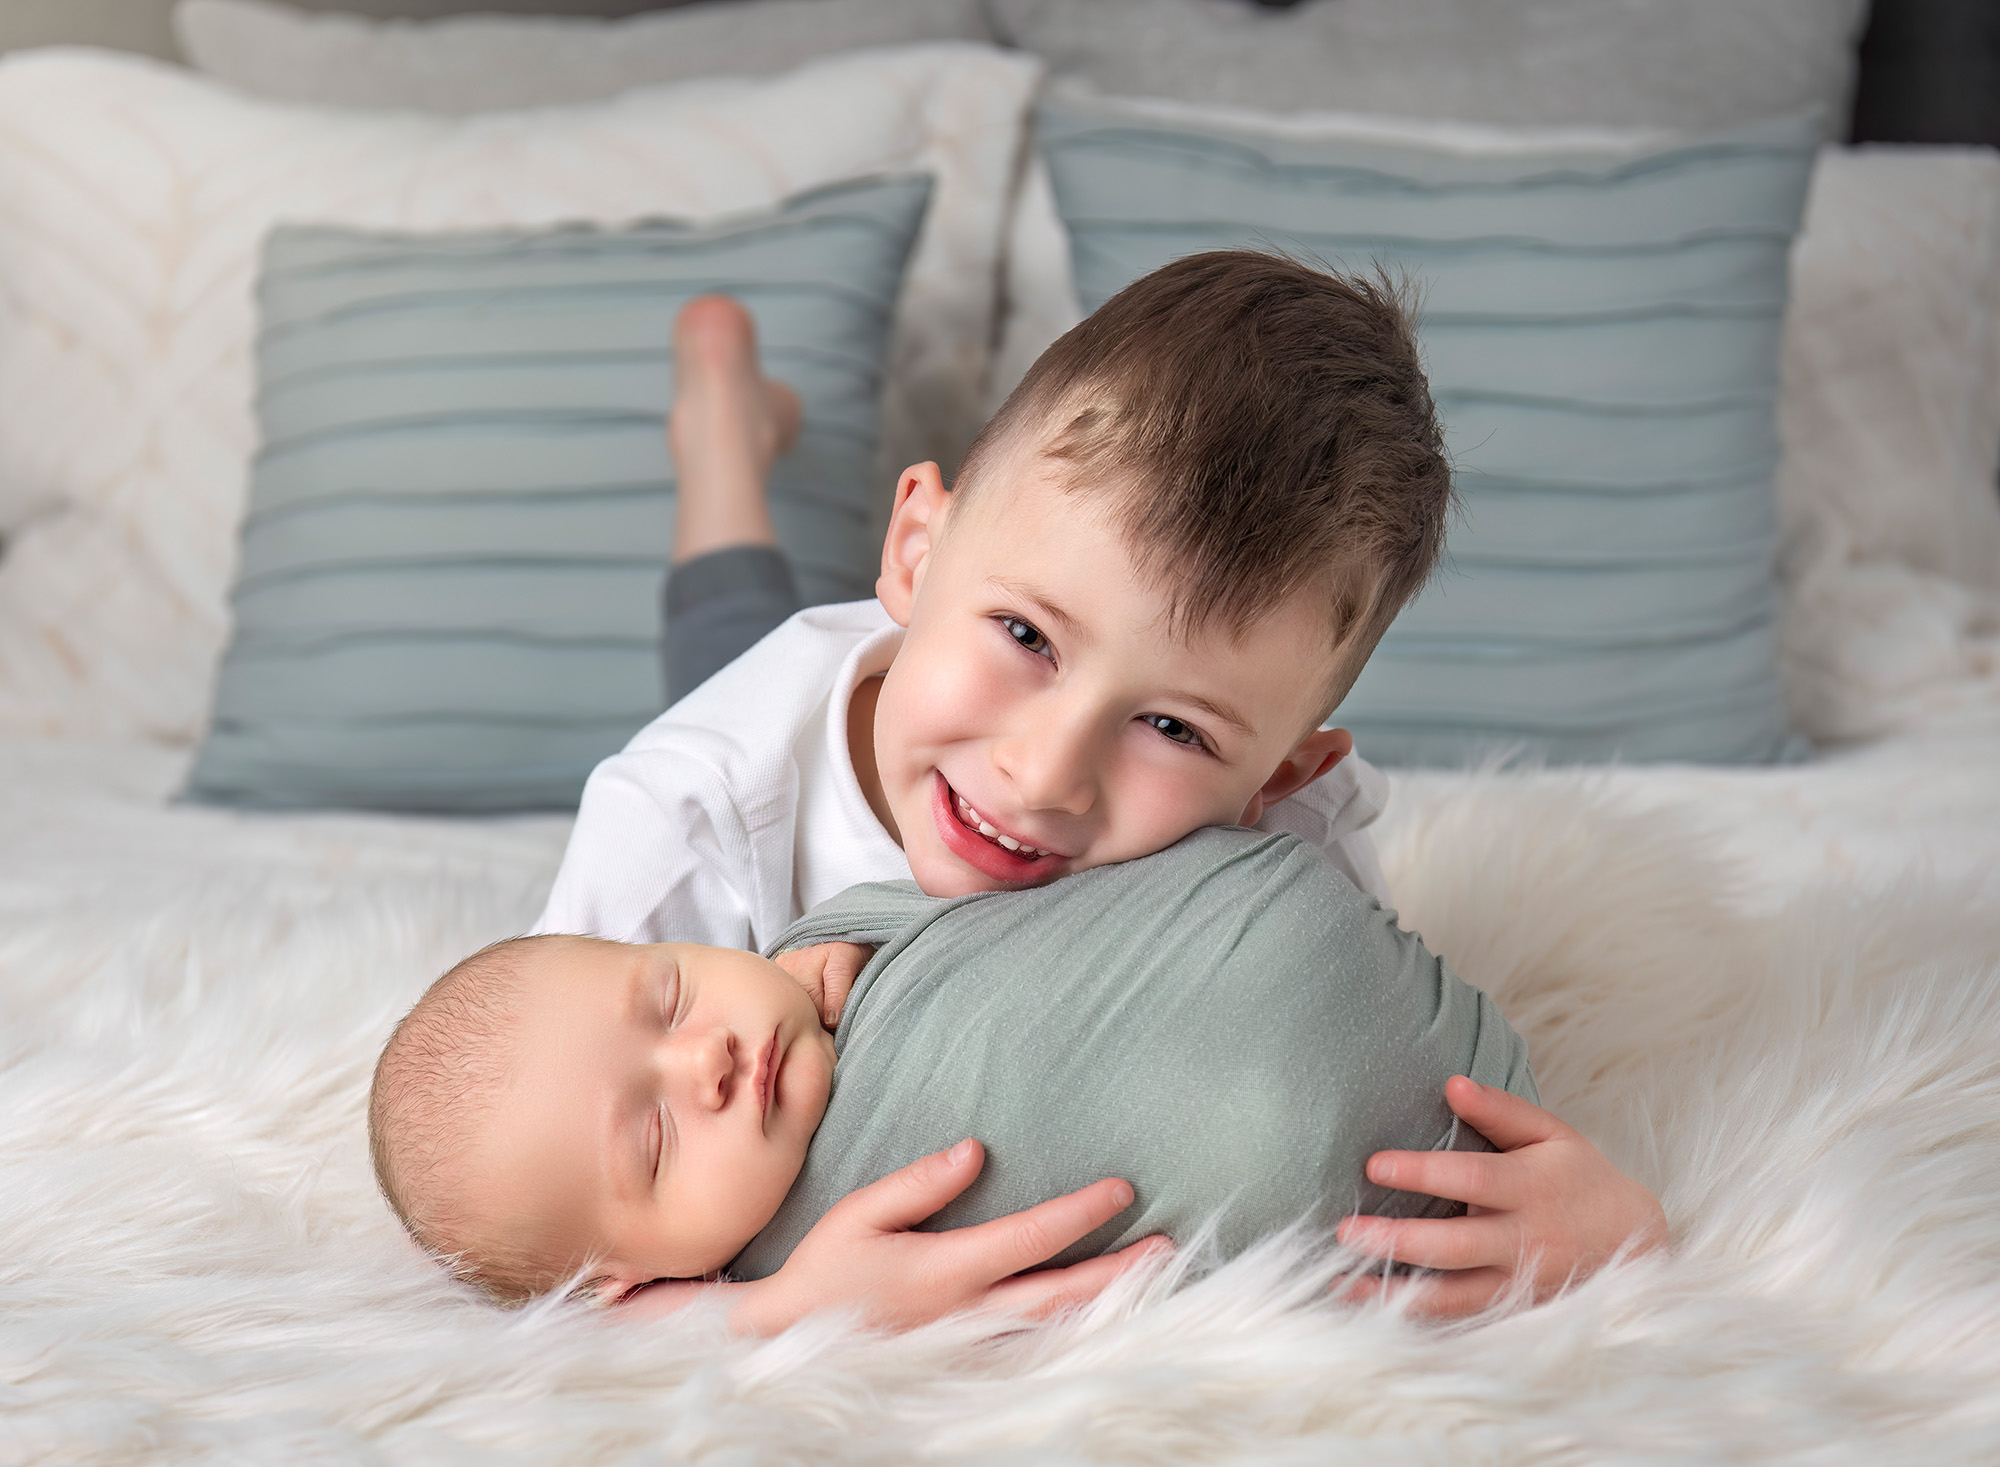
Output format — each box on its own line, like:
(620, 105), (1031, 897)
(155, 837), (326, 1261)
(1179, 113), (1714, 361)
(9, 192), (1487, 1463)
(4, 735), (2000, 1463)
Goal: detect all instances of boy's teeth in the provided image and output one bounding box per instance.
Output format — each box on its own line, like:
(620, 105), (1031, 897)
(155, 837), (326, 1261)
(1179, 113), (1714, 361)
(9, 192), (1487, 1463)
(955, 792), (1043, 859)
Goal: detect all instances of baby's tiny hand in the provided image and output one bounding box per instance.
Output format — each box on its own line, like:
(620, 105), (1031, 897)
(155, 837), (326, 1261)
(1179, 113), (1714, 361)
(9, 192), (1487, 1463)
(773, 941), (874, 1028)
(1334, 1076), (1668, 1318)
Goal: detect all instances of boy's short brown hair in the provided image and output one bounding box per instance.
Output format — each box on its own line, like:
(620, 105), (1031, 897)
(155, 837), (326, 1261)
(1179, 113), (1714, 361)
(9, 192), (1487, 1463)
(957, 251), (1452, 713)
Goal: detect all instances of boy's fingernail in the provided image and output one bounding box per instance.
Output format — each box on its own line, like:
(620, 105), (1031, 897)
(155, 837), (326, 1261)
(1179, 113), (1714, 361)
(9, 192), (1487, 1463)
(949, 1139), (976, 1164)
(1368, 1157), (1396, 1185)
(1111, 1181), (1134, 1209)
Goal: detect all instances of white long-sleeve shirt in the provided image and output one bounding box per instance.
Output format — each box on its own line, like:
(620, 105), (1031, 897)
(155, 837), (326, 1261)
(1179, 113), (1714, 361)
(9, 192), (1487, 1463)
(534, 599), (1391, 951)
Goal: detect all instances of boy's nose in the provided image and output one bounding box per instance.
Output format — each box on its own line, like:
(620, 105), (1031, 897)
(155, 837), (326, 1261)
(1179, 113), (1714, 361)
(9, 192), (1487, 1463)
(997, 710), (1101, 817)
(669, 1028), (736, 1111)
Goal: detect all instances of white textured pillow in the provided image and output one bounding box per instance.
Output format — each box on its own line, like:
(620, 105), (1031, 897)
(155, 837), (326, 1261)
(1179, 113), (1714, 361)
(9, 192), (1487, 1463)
(0, 44), (1040, 740)
(175, 0), (988, 111)
(1776, 148), (2000, 743)
(1777, 150), (2000, 595)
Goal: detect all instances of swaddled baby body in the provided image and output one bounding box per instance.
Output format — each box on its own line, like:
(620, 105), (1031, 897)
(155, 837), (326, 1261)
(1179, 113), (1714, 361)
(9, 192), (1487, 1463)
(369, 827), (1534, 1302)
(735, 826), (1534, 1277)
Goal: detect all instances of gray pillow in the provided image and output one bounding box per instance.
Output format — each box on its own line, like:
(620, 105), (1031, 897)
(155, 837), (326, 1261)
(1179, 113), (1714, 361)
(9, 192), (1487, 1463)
(1037, 95), (1818, 765)
(186, 173), (929, 812)
(175, 0), (988, 111)
(992, 0), (1868, 135)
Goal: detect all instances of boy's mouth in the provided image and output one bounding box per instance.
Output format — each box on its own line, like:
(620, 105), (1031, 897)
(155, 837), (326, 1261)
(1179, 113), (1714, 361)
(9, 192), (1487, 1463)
(931, 774), (1061, 884)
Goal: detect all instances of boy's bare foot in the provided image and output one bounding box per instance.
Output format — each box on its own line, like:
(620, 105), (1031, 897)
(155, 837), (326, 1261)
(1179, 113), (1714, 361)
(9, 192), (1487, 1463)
(668, 295), (804, 563)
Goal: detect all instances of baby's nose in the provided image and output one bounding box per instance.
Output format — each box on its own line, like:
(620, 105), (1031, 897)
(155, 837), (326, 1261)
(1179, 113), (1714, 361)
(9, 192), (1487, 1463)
(674, 1028), (736, 1111)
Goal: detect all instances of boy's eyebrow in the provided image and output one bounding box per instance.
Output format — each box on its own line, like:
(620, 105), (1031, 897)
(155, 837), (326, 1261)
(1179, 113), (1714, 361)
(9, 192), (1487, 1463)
(1168, 689), (1254, 739)
(989, 578), (1086, 643)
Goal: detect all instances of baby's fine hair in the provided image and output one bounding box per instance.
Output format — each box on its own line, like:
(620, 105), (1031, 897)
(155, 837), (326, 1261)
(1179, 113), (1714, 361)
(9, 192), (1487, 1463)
(369, 934), (558, 1303)
(957, 250), (1452, 712)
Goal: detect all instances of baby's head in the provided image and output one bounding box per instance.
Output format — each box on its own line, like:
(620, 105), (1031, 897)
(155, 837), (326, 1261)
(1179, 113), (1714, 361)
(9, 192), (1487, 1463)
(369, 934), (834, 1302)
(869, 249), (1451, 898)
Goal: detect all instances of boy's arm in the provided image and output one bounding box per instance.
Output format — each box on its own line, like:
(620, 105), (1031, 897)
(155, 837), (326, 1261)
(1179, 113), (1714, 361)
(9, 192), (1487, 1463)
(1334, 1077), (1668, 1316)
(616, 1139), (1167, 1333)
(535, 748), (757, 947)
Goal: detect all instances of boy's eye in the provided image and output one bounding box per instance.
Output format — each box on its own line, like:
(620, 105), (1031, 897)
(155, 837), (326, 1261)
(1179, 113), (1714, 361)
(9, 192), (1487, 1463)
(1000, 615), (1052, 659)
(1142, 714), (1204, 748)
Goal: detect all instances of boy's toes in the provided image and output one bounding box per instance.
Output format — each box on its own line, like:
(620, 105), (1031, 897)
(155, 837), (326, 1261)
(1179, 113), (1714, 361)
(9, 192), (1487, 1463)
(673, 294), (758, 374)
(670, 294), (796, 463)
(766, 380), (803, 457)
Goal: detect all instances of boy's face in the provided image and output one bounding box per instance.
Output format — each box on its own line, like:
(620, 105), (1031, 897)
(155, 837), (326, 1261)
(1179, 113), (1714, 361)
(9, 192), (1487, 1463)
(459, 938), (834, 1293)
(869, 446), (1354, 899)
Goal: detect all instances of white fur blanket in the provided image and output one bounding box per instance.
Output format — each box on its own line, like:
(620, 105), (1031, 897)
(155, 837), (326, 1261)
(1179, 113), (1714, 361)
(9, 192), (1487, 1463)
(4, 731), (1999, 1462)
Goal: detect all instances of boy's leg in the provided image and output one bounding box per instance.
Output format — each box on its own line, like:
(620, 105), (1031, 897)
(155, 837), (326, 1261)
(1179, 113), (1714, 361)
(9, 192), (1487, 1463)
(662, 296), (804, 703)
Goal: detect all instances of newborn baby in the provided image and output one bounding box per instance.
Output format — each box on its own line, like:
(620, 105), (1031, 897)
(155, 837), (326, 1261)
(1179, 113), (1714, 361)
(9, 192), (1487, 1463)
(370, 827), (1536, 1302)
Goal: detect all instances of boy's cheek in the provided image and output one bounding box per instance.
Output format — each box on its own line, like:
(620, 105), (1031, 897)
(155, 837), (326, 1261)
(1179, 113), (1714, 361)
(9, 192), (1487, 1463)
(882, 639), (1008, 770)
(1082, 763), (1248, 872)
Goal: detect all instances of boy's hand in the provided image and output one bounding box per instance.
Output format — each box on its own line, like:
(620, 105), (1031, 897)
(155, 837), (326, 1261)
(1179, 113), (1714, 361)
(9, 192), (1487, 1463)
(730, 1138), (1168, 1335)
(1334, 1076), (1668, 1318)
(773, 941), (874, 1028)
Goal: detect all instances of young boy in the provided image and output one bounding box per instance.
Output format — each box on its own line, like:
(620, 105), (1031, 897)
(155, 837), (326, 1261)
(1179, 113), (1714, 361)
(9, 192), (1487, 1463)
(373, 828), (1542, 1319)
(527, 253), (1665, 1330)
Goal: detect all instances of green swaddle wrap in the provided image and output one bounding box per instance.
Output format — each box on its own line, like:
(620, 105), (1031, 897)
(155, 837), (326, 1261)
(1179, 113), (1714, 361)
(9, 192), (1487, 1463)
(729, 826), (1536, 1280)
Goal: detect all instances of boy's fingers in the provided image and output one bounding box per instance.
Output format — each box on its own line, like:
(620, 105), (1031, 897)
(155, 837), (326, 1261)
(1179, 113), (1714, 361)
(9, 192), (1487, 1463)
(982, 1235), (1171, 1319)
(1363, 1147), (1526, 1212)
(820, 946), (871, 1027)
(772, 947), (828, 1009)
(840, 1139), (986, 1232)
(1336, 1212), (1514, 1273)
(1333, 1266), (1511, 1319)
(1443, 1076), (1567, 1152)
(941, 1177), (1138, 1286)
(1399, 1267), (1513, 1318)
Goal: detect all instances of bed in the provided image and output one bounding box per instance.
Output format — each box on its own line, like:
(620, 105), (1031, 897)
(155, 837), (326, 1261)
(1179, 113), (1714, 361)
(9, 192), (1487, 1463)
(4, 2), (2000, 1461)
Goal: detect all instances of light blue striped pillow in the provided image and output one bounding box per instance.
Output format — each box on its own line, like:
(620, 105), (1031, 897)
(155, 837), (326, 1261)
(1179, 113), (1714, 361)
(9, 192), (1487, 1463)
(188, 174), (930, 811)
(1037, 101), (1817, 765)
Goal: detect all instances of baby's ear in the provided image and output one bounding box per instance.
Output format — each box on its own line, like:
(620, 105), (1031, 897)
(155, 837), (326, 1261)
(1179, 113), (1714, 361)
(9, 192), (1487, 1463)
(569, 1268), (643, 1309)
(876, 462), (948, 625)
(1238, 727), (1354, 827)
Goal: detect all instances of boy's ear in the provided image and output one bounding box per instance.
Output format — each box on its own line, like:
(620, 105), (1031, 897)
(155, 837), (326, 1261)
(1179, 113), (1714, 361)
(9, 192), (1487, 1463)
(876, 461), (949, 627)
(1237, 727), (1354, 827)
